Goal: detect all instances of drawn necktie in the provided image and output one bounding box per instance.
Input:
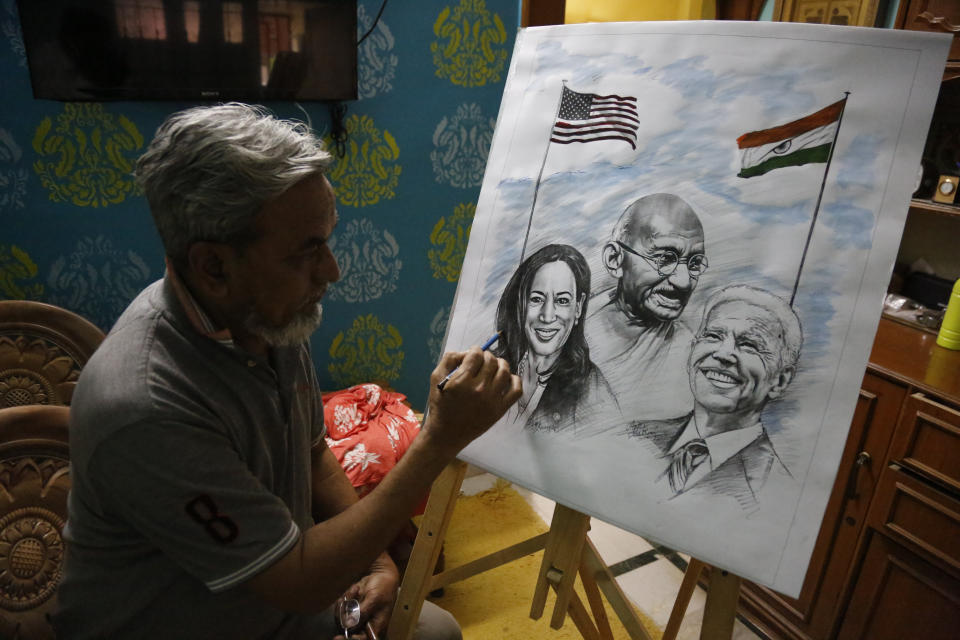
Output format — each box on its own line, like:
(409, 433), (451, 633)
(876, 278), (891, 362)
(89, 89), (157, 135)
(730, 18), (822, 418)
(668, 438), (710, 493)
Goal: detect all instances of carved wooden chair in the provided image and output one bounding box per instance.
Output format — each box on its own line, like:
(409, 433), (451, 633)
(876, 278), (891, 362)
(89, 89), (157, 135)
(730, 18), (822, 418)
(0, 404), (70, 640)
(0, 301), (105, 408)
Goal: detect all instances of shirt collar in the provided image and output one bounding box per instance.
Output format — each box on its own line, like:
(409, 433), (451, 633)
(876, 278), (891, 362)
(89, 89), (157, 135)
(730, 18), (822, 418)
(668, 414), (764, 471)
(703, 421), (764, 470)
(164, 257), (235, 347)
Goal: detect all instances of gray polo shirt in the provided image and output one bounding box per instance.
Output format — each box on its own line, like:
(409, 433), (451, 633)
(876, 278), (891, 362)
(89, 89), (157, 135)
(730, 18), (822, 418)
(54, 278), (331, 639)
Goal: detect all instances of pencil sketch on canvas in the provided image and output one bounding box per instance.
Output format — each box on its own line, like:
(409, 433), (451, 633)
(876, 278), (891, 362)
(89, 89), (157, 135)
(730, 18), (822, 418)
(442, 20), (950, 596)
(490, 242), (622, 435)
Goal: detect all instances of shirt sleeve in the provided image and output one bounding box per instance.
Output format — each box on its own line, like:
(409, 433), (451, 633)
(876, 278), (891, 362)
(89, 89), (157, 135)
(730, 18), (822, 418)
(89, 419), (300, 593)
(301, 343), (327, 446)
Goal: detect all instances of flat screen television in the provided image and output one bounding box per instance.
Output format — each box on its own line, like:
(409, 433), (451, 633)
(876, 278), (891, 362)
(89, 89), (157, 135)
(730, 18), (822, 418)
(16, 0), (357, 101)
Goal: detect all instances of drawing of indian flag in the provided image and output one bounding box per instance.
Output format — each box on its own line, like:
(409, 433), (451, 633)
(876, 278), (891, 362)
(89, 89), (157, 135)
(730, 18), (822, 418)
(736, 98), (847, 178)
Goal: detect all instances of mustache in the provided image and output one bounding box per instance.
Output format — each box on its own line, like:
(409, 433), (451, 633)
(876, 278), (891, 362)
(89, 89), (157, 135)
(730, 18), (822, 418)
(650, 282), (690, 297)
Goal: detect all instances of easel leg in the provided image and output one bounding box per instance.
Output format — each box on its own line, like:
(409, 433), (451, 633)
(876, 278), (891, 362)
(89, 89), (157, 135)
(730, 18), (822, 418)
(390, 471), (659, 640)
(700, 568), (741, 640)
(578, 552), (613, 640)
(528, 502), (604, 640)
(662, 558), (705, 640)
(531, 505), (653, 640)
(565, 590), (602, 640)
(580, 539), (653, 640)
(389, 460), (468, 640)
(530, 504), (592, 628)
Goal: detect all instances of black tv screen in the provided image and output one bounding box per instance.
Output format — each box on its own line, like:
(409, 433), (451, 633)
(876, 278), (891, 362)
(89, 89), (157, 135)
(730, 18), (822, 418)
(17, 0), (357, 101)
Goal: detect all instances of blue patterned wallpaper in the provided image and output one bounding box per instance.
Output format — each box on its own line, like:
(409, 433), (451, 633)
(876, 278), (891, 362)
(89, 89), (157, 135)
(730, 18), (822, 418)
(0, 0), (518, 409)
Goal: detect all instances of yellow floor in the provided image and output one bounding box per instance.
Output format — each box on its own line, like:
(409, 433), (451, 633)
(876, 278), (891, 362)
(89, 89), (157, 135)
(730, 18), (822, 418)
(428, 480), (663, 640)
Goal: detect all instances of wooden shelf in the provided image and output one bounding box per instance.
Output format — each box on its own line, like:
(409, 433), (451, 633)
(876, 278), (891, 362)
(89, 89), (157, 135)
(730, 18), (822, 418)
(880, 311), (939, 336)
(909, 198), (960, 218)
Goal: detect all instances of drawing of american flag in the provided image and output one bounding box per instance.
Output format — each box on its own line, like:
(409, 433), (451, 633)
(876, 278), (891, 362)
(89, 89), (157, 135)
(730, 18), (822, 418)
(550, 86), (639, 150)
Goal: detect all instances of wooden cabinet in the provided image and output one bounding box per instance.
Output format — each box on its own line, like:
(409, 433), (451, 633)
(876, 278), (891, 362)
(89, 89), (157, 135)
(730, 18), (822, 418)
(887, 393), (960, 494)
(739, 319), (960, 639)
(896, 0), (960, 62)
(836, 461), (960, 639)
(738, 374), (906, 640)
(835, 525), (960, 640)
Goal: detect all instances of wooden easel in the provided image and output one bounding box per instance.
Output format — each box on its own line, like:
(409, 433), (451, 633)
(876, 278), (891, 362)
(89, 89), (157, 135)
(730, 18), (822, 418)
(388, 459), (743, 640)
(660, 559), (743, 640)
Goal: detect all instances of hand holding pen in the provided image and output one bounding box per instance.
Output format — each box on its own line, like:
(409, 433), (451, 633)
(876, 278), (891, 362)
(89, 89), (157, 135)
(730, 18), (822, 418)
(425, 335), (522, 453)
(436, 332), (501, 391)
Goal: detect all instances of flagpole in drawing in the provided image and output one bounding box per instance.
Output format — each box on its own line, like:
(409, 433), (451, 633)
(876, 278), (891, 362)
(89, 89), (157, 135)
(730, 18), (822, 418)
(519, 83), (640, 260)
(736, 93), (850, 306)
(519, 82), (567, 261)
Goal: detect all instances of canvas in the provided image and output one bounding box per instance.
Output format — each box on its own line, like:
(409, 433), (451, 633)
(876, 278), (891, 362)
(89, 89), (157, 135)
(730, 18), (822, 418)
(443, 20), (950, 597)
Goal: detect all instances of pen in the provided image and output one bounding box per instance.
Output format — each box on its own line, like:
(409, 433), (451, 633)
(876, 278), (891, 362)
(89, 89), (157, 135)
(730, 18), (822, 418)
(436, 331), (501, 391)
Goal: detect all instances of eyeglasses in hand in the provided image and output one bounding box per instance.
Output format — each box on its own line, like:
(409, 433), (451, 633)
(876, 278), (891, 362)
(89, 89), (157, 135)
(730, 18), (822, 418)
(615, 241), (708, 277)
(337, 597), (361, 638)
(336, 597), (377, 639)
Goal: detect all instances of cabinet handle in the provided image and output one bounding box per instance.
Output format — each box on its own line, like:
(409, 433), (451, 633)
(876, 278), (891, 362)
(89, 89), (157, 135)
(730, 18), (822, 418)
(917, 11), (960, 33)
(846, 451), (872, 501)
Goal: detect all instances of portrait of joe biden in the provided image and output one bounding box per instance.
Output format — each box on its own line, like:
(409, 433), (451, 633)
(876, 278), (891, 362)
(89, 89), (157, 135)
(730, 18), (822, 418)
(627, 284), (802, 509)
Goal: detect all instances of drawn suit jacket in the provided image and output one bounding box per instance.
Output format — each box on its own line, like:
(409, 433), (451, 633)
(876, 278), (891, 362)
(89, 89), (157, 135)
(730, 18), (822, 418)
(525, 362), (619, 436)
(626, 413), (791, 511)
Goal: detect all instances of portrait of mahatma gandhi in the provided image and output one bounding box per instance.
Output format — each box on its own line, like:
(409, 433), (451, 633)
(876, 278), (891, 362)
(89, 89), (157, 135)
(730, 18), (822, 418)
(626, 284), (802, 510)
(585, 193), (708, 423)
(602, 194), (707, 324)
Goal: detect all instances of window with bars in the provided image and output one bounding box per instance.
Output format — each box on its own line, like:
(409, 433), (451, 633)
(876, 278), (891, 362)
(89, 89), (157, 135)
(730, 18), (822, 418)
(112, 0), (311, 87)
(115, 0), (167, 40)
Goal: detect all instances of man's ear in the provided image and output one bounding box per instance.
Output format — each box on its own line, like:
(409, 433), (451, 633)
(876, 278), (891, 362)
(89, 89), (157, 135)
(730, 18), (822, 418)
(766, 365), (796, 401)
(186, 242), (233, 298)
(602, 242), (624, 278)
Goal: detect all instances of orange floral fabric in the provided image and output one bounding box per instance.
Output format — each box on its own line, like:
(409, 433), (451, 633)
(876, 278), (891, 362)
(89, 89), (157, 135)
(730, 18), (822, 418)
(322, 384), (424, 509)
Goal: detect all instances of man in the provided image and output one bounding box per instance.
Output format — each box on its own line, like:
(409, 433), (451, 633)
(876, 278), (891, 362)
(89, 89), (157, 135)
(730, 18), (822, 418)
(627, 285), (801, 510)
(585, 193), (707, 422)
(54, 104), (521, 640)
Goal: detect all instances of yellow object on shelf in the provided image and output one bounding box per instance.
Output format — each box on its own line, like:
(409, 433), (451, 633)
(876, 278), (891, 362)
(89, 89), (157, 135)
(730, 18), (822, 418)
(937, 279), (960, 350)
(565, 0), (716, 23)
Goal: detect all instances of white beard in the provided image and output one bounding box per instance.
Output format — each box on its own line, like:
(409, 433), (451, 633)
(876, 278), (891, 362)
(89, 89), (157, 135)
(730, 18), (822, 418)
(245, 302), (324, 347)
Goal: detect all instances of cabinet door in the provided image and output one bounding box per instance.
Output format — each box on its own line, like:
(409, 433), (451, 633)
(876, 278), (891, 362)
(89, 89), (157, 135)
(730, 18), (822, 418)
(887, 393), (960, 494)
(738, 373), (906, 640)
(864, 465), (960, 573)
(897, 0), (960, 61)
(835, 532), (960, 640)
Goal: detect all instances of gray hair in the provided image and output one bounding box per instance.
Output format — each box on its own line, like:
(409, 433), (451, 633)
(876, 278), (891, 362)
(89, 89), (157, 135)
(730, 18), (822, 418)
(699, 284), (803, 370)
(135, 103), (333, 270)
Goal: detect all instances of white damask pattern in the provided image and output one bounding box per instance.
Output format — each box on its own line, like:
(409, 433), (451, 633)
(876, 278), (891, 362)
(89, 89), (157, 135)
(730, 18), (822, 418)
(328, 218), (401, 303)
(357, 3), (398, 99)
(431, 103), (495, 188)
(428, 306), (450, 363)
(0, 128), (26, 212)
(2, 0), (25, 66)
(47, 236), (151, 330)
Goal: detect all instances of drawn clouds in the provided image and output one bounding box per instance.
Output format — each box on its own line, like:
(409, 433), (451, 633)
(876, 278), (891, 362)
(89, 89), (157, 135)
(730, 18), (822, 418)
(481, 40), (892, 333)
(526, 42), (887, 240)
(467, 37), (899, 458)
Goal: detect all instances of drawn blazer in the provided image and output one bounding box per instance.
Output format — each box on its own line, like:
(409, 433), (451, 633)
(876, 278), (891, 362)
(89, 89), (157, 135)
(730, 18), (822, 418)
(626, 413), (791, 511)
(525, 362), (620, 437)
